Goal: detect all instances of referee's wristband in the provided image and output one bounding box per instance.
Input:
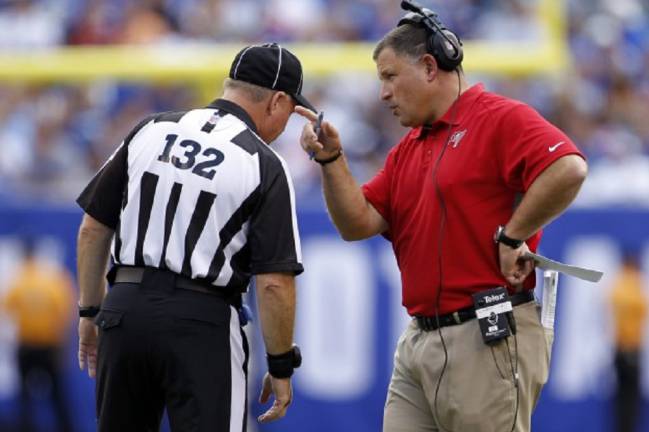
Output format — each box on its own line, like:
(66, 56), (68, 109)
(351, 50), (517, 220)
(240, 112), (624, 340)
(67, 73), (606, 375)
(314, 150), (343, 166)
(78, 304), (101, 318)
(267, 345), (302, 379)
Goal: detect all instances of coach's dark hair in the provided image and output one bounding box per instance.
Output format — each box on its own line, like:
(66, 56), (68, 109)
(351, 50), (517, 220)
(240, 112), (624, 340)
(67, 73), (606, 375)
(373, 24), (464, 72)
(373, 24), (428, 61)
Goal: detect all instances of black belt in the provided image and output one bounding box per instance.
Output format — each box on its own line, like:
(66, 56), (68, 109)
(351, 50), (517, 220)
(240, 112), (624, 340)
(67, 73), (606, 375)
(414, 290), (535, 332)
(114, 266), (226, 297)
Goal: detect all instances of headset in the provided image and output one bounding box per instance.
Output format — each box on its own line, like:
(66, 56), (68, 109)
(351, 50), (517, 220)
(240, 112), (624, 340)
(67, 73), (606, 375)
(399, 0), (464, 71)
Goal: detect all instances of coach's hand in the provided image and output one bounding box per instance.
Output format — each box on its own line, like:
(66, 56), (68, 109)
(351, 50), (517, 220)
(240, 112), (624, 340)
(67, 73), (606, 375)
(78, 317), (98, 378)
(258, 373), (292, 423)
(295, 106), (342, 161)
(499, 242), (535, 288)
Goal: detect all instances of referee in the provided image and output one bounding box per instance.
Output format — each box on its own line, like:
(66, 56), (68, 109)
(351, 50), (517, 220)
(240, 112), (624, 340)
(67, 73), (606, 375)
(76, 43), (312, 432)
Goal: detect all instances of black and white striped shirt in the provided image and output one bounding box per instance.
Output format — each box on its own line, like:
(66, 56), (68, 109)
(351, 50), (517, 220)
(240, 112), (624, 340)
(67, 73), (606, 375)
(78, 99), (303, 291)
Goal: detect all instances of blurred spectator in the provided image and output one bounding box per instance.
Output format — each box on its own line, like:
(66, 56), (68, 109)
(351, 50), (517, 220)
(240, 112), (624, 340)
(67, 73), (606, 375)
(609, 251), (647, 432)
(1, 0), (649, 207)
(1, 238), (75, 432)
(118, 0), (177, 44)
(0, 0), (66, 49)
(474, 0), (545, 42)
(66, 0), (123, 45)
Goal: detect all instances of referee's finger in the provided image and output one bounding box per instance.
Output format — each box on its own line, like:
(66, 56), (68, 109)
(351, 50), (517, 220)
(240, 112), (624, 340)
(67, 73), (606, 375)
(259, 381), (272, 403)
(88, 352), (97, 378)
(258, 373), (272, 403)
(258, 400), (288, 423)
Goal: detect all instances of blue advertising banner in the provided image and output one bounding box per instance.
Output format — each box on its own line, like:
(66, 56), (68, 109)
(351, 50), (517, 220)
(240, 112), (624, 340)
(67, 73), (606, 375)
(0, 206), (647, 432)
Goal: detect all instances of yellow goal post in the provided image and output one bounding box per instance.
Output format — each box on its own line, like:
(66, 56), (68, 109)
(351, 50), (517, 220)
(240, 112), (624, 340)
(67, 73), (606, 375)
(0, 0), (569, 102)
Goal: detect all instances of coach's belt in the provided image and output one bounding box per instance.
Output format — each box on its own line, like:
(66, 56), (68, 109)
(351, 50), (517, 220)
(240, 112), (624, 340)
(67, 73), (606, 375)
(414, 290), (535, 332)
(114, 266), (220, 296)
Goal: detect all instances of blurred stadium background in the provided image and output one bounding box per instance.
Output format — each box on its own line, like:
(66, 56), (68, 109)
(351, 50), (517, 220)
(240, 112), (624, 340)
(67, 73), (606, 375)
(0, 0), (648, 431)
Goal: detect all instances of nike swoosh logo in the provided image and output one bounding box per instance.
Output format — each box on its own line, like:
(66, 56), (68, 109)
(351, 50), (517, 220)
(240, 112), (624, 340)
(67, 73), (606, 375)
(548, 141), (565, 152)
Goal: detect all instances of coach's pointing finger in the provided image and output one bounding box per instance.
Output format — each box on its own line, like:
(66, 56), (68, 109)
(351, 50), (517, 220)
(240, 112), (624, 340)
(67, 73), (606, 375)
(295, 109), (342, 160)
(294, 105), (318, 121)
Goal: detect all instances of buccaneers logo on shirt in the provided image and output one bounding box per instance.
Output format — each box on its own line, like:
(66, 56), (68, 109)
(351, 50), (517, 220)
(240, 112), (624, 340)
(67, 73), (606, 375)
(449, 129), (467, 148)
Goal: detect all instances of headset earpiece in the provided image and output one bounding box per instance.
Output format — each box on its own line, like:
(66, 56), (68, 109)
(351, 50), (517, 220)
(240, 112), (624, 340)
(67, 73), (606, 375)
(398, 3), (463, 71)
(430, 29), (463, 71)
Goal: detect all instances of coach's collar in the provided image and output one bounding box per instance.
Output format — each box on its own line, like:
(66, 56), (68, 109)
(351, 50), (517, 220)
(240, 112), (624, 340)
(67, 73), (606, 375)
(413, 83), (485, 139)
(206, 99), (259, 134)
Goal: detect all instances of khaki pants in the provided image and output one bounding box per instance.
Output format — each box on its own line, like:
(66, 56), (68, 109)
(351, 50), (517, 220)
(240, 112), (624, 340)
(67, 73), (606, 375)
(383, 301), (553, 432)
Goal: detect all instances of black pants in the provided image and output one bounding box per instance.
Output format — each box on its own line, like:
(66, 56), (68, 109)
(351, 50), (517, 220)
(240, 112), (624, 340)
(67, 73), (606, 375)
(17, 346), (72, 432)
(614, 350), (641, 432)
(95, 272), (248, 432)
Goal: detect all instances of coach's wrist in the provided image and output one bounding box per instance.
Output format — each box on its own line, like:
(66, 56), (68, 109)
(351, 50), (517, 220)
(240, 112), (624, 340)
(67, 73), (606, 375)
(493, 225), (524, 249)
(314, 149), (343, 166)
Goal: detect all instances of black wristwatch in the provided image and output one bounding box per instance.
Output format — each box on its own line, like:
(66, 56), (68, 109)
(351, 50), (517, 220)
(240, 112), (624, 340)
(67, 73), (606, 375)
(78, 304), (101, 318)
(267, 344), (302, 378)
(493, 225), (524, 249)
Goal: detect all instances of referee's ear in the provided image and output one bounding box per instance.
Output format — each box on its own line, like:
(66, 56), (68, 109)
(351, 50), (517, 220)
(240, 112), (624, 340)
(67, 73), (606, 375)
(267, 91), (292, 115)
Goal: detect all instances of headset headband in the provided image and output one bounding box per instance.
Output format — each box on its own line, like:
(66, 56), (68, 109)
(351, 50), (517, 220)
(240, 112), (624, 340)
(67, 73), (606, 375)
(399, 4), (460, 56)
(398, 0), (463, 70)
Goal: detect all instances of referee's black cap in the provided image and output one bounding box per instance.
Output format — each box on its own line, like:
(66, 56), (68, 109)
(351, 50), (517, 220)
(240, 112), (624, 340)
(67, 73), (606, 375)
(229, 43), (316, 113)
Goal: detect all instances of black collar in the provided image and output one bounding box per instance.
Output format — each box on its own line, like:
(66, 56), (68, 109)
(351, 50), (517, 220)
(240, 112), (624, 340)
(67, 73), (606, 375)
(205, 99), (259, 134)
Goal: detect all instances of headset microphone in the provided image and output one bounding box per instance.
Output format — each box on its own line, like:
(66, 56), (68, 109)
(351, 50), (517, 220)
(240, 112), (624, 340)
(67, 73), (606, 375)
(399, 0), (464, 71)
(400, 0), (424, 14)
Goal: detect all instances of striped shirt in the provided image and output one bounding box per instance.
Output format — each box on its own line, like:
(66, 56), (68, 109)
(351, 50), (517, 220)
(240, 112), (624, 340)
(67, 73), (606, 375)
(77, 99), (303, 292)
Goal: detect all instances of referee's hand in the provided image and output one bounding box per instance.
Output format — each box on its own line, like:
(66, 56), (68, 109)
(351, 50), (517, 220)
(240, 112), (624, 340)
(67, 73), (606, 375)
(257, 372), (292, 423)
(78, 318), (98, 378)
(295, 106), (342, 161)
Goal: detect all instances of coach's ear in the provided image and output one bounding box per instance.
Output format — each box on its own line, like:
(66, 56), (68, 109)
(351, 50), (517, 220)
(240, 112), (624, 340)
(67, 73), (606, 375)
(420, 53), (439, 82)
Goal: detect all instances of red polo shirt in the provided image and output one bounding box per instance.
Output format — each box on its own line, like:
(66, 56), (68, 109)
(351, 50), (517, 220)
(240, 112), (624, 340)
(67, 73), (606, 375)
(362, 84), (584, 316)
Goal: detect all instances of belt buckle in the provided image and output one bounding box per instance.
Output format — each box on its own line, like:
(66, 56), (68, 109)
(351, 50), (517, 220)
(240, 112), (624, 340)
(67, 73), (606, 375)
(416, 316), (431, 331)
(452, 311), (461, 324)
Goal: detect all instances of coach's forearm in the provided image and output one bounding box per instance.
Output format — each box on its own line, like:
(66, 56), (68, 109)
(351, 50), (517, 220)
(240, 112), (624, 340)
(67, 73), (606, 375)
(77, 214), (114, 307)
(321, 157), (386, 241)
(256, 273), (296, 355)
(505, 155), (588, 240)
